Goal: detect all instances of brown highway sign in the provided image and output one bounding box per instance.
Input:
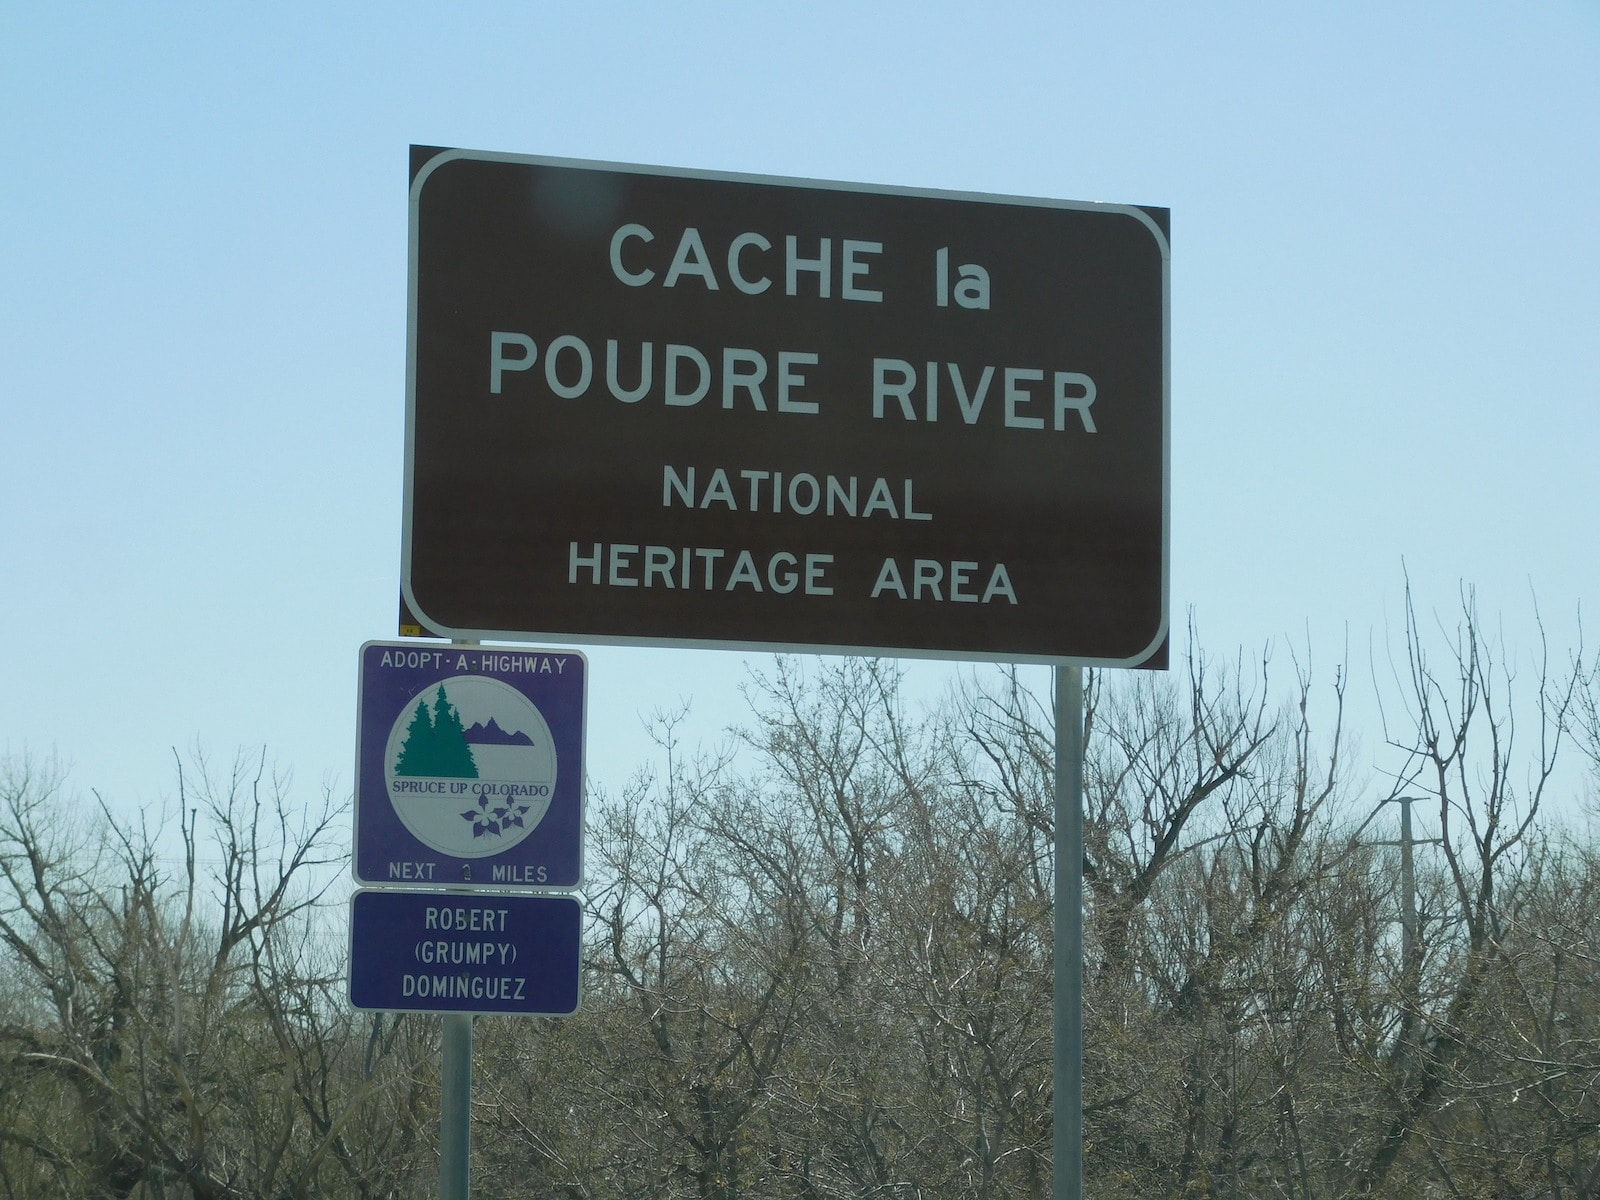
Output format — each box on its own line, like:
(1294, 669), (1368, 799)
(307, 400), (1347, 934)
(403, 147), (1168, 665)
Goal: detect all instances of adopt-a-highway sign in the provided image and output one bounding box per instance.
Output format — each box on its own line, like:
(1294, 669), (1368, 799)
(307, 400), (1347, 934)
(353, 641), (585, 889)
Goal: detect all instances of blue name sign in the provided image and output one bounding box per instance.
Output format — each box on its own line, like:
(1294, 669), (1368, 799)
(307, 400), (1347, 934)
(348, 889), (581, 1015)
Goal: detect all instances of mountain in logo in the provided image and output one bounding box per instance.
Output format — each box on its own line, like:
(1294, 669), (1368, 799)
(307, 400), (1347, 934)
(462, 717), (534, 747)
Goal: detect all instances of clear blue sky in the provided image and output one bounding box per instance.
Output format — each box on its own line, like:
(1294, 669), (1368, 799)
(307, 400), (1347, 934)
(3, 2), (1597, 822)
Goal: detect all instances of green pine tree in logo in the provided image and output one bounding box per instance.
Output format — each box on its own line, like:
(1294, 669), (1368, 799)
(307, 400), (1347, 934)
(429, 686), (478, 778)
(394, 686), (479, 778)
(393, 698), (435, 776)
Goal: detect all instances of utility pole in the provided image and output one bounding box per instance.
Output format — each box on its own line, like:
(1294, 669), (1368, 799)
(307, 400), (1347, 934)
(1364, 794), (1428, 1062)
(1398, 794), (1418, 989)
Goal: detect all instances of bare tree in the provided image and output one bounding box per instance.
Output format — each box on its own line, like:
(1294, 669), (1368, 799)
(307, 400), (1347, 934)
(0, 749), (435, 1200)
(1343, 583), (1585, 1196)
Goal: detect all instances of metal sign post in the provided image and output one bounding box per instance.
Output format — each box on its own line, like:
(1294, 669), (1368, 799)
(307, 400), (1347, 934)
(1055, 665), (1085, 1200)
(441, 1014), (472, 1200)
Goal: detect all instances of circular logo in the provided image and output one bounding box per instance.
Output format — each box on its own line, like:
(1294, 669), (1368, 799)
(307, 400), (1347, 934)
(383, 676), (557, 858)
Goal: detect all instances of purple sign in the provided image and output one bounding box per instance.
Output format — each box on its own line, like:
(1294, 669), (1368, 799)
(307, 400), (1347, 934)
(348, 889), (581, 1015)
(353, 641), (585, 888)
